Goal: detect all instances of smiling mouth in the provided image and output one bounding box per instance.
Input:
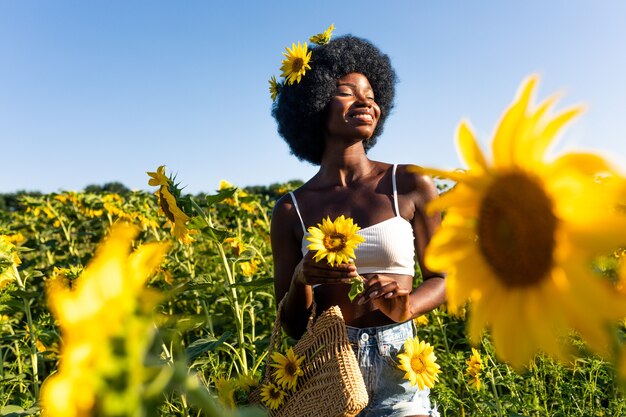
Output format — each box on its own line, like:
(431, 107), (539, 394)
(349, 113), (374, 122)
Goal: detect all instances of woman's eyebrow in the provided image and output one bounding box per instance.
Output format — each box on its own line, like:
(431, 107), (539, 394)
(337, 82), (373, 92)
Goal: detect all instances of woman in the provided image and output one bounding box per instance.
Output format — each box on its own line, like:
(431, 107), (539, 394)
(270, 34), (445, 417)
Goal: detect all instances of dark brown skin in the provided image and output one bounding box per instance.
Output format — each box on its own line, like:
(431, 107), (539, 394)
(270, 74), (445, 416)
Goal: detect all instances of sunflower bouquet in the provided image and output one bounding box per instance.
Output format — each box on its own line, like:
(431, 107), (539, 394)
(305, 215), (366, 301)
(259, 347), (305, 410)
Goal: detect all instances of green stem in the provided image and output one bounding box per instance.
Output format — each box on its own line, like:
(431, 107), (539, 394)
(46, 201), (81, 263)
(190, 198), (248, 374)
(13, 265), (39, 398)
(486, 356), (503, 417)
(435, 312), (451, 354)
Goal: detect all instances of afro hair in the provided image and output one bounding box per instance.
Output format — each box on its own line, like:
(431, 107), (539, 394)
(272, 35), (397, 165)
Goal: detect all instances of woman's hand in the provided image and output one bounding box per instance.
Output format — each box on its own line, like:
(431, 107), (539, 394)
(292, 251), (358, 287)
(357, 275), (414, 322)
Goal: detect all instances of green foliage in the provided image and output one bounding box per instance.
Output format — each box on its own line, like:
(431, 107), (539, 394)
(0, 183), (624, 416)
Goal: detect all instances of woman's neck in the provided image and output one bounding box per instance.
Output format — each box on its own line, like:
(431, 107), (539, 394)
(316, 146), (378, 187)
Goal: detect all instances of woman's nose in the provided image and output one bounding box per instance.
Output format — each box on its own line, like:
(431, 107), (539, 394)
(355, 91), (372, 106)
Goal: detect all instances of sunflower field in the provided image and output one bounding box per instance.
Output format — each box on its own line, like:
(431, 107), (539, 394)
(3, 76), (626, 416)
(0, 171), (624, 417)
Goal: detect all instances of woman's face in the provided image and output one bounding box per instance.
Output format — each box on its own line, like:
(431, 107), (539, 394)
(325, 72), (381, 141)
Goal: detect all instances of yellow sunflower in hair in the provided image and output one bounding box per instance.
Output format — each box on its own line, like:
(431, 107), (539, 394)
(269, 75), (281, 102)
(309, 23), (335, 45)
(280, 42), (312, 85)
(415, 75), (626, 368)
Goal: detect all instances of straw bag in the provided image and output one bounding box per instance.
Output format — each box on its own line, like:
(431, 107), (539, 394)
(251, 297), (369, 417)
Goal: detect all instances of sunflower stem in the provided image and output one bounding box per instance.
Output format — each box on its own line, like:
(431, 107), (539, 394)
(13, 265), (39, 398)
(190, 197), (249, 374)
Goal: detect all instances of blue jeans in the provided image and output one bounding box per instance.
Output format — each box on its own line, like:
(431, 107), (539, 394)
(347, 321), (439, 417)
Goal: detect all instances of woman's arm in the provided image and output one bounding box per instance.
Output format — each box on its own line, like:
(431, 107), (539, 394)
(271, 196), (313, 338)
(271, 194), (360, 337)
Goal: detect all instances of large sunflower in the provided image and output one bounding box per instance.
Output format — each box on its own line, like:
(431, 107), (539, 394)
(417, 75), (626, 368)
(270, 347), (305, 390)
(397, 336), (441, 390)
(280, 42), (312, 85)
(306, 215), (365, 266)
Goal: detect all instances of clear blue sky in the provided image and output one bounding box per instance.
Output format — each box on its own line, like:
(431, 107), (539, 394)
(2, 1), (625, 194)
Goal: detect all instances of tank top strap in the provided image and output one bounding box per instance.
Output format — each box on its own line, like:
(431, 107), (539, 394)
(392, 164), (400, 217)
(289, 192), (307, 233)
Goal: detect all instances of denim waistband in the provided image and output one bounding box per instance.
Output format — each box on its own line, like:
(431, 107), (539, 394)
(346, 320), (415, 347)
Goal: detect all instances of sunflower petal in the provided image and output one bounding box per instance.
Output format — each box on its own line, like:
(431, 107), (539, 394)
(456, 120), (489, 173)
(492, 75), (537, 168)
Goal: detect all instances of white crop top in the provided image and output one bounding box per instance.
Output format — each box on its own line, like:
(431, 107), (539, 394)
(290, 164), (416, 276)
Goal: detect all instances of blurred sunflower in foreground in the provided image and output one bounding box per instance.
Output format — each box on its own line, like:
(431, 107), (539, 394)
(416, 75), (626, 368)
(40, 224), (171, 417)
(147, 165), (194, 243)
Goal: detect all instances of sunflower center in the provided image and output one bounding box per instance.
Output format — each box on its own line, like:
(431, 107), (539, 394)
(285, 362), (297, 376)
(323, 233), (347, 252)
(411, 356), (426, 373)
(477, 171), (557, 288)
(292, 58), (304, 73)
(269, 387), (281, 399)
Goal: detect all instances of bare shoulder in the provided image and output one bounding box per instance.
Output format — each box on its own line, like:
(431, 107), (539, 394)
(395, 164), (439, 201)
(272, 192), (295, 218)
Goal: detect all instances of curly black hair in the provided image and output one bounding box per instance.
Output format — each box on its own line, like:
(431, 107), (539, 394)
(272, 35), (397, 165)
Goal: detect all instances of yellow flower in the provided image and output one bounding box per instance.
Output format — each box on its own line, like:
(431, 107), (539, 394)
(465, 348), (483, 390)
(219, 179), (235, 190)
(280, 42), (312, 85)
(40, 224), (170, 417)
(213, 376), (238, 409)
(0, 236), (20, 290)
(309, 23), (335, 45)
(240, 259), (259, 277)
(270, 347), (305, 390)
(306, 215), (365, 266)
(147, 165), (169, 187)
(416, 75), (626, 368)
(269, 75), (281, 102)
(147, 166), (193, 243)
(240, 202), (256, 214)
(397, 336), (441, 390)
(414, 315), (429, 326)
(6, 232), (25, 245)
(224, 237), (246, 256)
(260, 381), (286, 410)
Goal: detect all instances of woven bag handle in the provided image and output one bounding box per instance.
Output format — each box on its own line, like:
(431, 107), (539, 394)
(263, 295), (317, 380)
